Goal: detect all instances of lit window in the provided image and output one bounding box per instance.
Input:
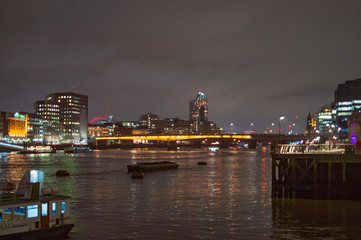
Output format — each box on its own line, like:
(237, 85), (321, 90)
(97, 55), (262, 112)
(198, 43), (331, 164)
(14, 206), (25, 220)
(52, 202), (57, 215)
(27, 204), (39, 218)
(41, 203), (48, 216)
(61, 202), (66, 213)
(0, 207), (12, 221)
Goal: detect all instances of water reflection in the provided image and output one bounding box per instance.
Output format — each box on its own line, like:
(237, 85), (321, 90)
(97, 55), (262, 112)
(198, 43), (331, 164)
(272, 198), (361, 239)
(0, 149), (360, 239)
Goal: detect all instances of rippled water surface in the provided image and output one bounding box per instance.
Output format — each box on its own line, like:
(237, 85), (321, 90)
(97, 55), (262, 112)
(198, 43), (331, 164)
(1, 148), (360, 239)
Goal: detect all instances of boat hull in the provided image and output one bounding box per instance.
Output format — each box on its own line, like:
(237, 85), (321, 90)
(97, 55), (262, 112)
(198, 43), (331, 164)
(0, 224), (74, 240)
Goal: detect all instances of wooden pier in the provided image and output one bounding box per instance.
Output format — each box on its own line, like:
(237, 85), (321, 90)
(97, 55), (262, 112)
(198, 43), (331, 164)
(272, 144), (361, 199)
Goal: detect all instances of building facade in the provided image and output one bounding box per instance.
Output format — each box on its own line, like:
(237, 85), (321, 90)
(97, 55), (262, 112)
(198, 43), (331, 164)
(35, 92), (88, 145)
(189, 91), (208, 121)
(347, 110), (361, 144)
(35, 100), (60, 144)
(0, 111), (28, 142)
(316, 105), (334, 135)
(139, 113), (159, 132)
(334, 78), (361, 140)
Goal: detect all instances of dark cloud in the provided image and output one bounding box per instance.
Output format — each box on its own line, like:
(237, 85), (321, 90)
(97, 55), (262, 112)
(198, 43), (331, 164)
(1, 0), (360, 133)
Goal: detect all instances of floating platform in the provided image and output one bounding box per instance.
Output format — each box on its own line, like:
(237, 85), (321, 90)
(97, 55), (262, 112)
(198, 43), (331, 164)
(127, 161), (179, 173)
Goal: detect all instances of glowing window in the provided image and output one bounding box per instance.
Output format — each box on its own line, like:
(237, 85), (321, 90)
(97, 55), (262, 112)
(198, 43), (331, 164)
(41, 203), (48, 216)
(0, 207), (12, 221)
(52, 202), (57, 215)
(61, 202), (66, 214)
(14, 206), (25, 220)
(27, 205), (39, 218)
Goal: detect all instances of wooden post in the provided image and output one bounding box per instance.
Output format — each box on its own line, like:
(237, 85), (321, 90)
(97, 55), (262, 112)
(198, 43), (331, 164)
(342, 162), (346, 199)
(328, 162), (332, 199)
(291, 157), (296, 198)
(313, 159), (317, 199)
(272, 157), (276, 198)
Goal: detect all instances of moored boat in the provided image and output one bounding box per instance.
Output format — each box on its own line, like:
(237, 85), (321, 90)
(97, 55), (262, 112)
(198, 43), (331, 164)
(208, 146), (219, 152)
(64, 146), (92, 153)
(127, 161), (179, 173)
(0, 170), (74, 240)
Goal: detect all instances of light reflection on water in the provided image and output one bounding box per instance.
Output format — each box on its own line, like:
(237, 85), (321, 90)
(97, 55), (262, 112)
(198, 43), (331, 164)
(0, 148), (360, 239)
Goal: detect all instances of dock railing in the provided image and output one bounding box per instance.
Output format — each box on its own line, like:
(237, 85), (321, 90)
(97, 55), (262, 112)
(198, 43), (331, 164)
(275, 143), (356, 155)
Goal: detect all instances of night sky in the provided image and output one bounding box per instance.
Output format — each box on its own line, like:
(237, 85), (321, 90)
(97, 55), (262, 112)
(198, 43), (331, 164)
(1, 0), (360, 133)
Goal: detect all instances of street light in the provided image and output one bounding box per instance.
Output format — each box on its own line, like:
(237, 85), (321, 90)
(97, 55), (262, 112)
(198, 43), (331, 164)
(279, 115), (285, 142)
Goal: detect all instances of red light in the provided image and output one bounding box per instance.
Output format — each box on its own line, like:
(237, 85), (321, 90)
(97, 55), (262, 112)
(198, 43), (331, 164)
(108, 108), (110, 110)
(295, 115), (298, 118)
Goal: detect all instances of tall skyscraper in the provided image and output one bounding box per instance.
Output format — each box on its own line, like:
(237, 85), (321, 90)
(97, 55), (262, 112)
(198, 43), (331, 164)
(334, 78), (361, 140)
(189, 91), (208, 121)
(35, 92), (88, 144)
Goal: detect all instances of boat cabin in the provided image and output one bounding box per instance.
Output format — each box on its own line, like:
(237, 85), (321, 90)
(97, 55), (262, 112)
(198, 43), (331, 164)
(0, 196), (71, 236)
(0, 170), (73, 239)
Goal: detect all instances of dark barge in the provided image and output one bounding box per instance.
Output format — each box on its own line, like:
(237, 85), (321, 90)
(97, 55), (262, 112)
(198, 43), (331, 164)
(127, 161), (179, 173)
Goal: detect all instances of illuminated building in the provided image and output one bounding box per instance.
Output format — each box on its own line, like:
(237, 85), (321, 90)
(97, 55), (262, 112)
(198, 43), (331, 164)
(334, 78), (361, 140)
(0, 111), (28, 140)
(88, 125), (110, 137)
(140, 113), (159, 132)
(35, 92), (88, 144)
(25, 113), (44, 143)
(348, 110), (361, 144)
(189, 91), (208, 121)
(35, 100), (60, 144)
(316, 105), (334, 135)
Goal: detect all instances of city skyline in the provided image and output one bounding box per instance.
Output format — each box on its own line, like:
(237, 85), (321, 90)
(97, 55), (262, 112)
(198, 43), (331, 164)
(1, 1), (360, 133)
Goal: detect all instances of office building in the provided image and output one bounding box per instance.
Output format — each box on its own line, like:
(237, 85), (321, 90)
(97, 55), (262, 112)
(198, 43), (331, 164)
(35, 92), (88, 145)
(316, 105), (334, 135)
(334, 78), (361, 140)
(0, 111), (28, 143)
(35, 100), (60, 144)
(140, 113), (159, 131)
(348, 110), (361, 144)
(189, 91), (208, 121)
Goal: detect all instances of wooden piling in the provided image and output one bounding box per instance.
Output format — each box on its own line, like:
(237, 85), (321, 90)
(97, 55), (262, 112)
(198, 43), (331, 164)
(272, 151), (361, 200)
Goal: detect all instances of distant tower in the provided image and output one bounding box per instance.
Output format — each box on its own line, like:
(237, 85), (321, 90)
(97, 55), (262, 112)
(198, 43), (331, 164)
(305, 112), (312, 134)
(189, 91), (208, 121)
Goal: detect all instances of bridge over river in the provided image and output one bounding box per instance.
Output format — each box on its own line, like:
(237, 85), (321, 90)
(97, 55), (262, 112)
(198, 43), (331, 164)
(95, 133), (314, 149)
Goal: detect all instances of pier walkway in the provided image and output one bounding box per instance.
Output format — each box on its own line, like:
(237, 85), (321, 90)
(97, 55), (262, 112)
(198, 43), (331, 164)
(272, 143), (361, 200)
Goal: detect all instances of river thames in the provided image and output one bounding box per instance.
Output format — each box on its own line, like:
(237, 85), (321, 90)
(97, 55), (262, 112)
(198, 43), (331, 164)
(1, 148), (360, 239)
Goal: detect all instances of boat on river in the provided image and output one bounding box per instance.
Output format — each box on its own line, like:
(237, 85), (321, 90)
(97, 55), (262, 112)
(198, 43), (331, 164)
(208, 146), (219, 152)
(64, 146), (92, 153)
(0, 170), (74, 240)
(127, 161), (179, 173)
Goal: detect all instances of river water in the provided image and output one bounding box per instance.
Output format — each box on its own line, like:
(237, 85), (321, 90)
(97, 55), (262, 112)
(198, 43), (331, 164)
(0, 148), (360, 239)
